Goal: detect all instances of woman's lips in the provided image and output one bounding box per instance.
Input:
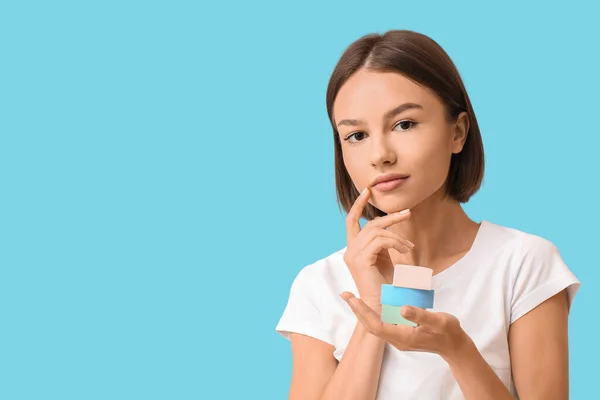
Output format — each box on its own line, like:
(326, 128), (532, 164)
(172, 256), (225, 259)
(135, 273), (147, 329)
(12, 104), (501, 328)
(372, 177), (408, 192)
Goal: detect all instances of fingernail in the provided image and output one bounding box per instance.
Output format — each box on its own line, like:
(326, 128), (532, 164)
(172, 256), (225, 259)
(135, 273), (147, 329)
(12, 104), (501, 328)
(398, 209), (409, 214)
(362, 187), (369, 195)
(402, 306), (414, 317)
(406, 241), (415, 249)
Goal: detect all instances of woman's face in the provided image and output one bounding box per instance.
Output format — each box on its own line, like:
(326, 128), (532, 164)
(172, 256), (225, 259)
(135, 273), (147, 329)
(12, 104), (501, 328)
(332, 68), (469, 214)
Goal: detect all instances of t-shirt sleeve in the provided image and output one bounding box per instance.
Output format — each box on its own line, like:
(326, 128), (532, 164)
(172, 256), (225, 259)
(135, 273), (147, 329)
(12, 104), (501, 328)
(510, 234), (581, 325)
(275, 265), (334, 346)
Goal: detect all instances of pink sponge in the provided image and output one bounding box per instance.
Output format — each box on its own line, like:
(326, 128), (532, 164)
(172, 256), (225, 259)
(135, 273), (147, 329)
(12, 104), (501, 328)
(392, 264), (433, 290)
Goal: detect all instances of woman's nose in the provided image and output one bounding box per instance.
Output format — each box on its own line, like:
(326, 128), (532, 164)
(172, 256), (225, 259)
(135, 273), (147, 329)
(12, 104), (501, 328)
(369, 134), (396, 166)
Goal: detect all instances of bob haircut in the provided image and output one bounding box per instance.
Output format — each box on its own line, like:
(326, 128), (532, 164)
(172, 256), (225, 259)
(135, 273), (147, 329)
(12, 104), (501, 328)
(326, 30), (485, 221)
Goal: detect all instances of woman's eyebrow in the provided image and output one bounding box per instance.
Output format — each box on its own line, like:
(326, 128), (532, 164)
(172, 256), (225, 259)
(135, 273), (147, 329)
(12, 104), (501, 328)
(337, 102), (423, 127)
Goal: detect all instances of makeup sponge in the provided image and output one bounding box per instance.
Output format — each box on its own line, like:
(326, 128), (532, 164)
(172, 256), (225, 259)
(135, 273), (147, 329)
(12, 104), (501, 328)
(381, 264), (435, 326)
(392, 264), (433, 290)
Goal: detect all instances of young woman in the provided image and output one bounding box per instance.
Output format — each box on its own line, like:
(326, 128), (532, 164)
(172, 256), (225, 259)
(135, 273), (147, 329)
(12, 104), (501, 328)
(275, 30), (580, 400)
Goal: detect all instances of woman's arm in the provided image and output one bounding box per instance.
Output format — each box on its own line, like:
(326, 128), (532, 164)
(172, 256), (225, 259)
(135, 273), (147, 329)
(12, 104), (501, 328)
(289, 306), (386, 400)
(508, 289), (570, 399)
(443, 336), (515, 400)
(288, 333), (337, 400)
(443, 289), (570, 400)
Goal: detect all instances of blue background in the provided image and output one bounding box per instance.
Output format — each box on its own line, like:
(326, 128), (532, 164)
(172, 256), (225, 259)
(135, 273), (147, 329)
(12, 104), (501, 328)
(1, 1), (597, 399)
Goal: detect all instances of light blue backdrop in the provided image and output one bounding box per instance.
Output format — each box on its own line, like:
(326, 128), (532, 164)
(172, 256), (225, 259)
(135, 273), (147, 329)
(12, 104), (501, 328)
(1, 1), (597, 399)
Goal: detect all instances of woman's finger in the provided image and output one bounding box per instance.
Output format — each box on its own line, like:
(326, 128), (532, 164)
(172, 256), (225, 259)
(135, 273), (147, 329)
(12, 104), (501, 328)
(363, 236), (413, 261)
(340, 292), (405, 341)
(402, 306), (452, 332)
(340, 292), (383, 332)
(362, 227), (415, 253)
(345, 187), (372, 243)
(365, 209), (412, 232)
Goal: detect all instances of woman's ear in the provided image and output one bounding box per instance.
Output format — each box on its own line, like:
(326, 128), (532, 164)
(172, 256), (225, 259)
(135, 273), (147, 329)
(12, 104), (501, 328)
(451, 111), (470, 154)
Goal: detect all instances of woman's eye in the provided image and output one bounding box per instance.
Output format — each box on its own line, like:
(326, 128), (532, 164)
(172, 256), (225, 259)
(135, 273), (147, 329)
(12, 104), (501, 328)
(343, 121), (416, 144)
(344, 131), (366, 143)
(394, 120), (417, 131)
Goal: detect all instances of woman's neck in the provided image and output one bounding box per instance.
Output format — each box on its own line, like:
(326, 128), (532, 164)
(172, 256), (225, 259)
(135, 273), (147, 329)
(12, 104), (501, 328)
(385, 194), (480, 274)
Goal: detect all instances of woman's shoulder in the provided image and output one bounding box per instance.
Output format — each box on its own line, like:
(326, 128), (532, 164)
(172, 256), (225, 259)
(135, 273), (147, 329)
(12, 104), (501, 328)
(483, 219), (564, 260)
(482, 221), (580, 321)
(292, 246), (349, 285)
(482, 220), (579, 296)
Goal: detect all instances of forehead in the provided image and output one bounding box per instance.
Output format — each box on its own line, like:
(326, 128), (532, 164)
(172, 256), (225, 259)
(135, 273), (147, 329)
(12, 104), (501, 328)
(333, 69), (436, 121)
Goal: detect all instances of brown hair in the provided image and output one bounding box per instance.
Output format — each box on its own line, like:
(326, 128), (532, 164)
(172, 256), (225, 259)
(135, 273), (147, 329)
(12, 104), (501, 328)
(326, 30), (485, 221)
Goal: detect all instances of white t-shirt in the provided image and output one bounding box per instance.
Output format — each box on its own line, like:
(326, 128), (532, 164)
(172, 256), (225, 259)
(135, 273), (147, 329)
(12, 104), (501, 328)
(275, 219), (580, 399)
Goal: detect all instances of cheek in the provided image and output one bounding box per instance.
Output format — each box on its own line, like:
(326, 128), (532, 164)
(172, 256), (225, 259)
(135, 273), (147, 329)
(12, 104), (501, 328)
(342, 145), (362, 170)
(413, 132), (453, 167)
(344, 157), (364, 185)
(409, 143), (453, 188)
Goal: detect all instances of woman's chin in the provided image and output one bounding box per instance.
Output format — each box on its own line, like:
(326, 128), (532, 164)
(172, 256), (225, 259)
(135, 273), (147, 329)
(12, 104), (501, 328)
(372, 201), (410, 215)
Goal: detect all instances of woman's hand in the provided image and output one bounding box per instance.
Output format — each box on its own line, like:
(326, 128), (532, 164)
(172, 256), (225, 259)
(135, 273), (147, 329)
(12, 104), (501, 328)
(339, 291), (473, 361)
(343, 187), (415, 310)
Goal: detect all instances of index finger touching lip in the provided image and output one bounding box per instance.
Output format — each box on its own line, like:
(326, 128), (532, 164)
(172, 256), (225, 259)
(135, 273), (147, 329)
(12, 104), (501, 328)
(346, 186), (371, 241)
